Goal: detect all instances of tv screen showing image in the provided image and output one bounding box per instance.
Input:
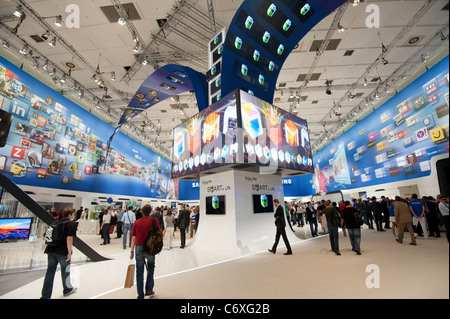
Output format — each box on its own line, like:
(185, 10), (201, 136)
(252, 194), (274, 213)
(205, 195), (226, 215)
(0, 218), (33, 241)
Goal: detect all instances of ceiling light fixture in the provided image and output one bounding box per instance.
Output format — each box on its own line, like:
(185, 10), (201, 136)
(54, 15), (63, 27)
(382, 57), (389, 65)
(337, 23), (345, 33)
(13, 6), (23, 18)
(49, 37), (57, 47)
(118, 17), (126, 26)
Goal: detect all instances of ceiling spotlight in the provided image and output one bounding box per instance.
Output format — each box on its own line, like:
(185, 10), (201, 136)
(141, 58), (148, 66)
(118, 17), (126, 26)
(353, 0), (360, 6)
(2, 41), (10, 49)
(111, 72), (116, 81)
(421, 54), (428, 64)
(43, 60), (49, 70)
(54, 15), (63, 27)
(60, 74), (66, 84)
(363, 78), (368, 87)
(337, 23), (345, 33)
(382, 57), (388, 65)
(19, 44), (28, 55)
(94, 99), (101, 109)
(375, 91), (380, 99)
(49, 37), (57, 47)
(133, 42), (140, 52)
(289, 91), (294, 99)
(41, 31), (50, 41)
(13, 6), (23, 18)
(348, 93), (354, 101)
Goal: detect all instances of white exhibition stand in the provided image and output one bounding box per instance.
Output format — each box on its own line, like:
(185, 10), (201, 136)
(188, 170), (302, 259)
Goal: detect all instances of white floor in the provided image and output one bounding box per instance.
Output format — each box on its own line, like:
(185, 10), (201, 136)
(1, 226), (448, 299)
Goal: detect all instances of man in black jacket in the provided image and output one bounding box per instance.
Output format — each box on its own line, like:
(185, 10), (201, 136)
(41, 208), (78, 299)
(371, 197), (385, 231)
(269, 199), (292, 255)
(177, 204), (191, 248)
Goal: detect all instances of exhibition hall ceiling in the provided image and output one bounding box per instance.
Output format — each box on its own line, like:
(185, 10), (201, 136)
(0, 0), (448, 158)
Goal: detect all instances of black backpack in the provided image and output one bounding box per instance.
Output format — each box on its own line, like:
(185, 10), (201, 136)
(143, 217), (163, 256)
(44, 221), (66, 246)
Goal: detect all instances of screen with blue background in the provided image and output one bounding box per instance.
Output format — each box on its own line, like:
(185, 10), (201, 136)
(0, 56), (191, 200)
(283, 55), (449, 197)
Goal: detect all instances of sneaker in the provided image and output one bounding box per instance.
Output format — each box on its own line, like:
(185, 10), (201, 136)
(63, 287), (78, 297)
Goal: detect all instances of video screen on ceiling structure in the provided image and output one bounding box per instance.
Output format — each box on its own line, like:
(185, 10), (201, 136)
(171, 90), (313, 179)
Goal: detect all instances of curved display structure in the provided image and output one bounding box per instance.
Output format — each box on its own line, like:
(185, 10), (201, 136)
(109, 0), (347, 148)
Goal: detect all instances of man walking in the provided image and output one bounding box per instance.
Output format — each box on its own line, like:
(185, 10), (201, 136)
(130, 204), (161, 299)
(394, 196), (417, 246)
(323, 200), (341, 255)
(41, 208), (78, 299)
(177, 204), (191, 249)
(122, 206), (136, 250)
(409, 194), (428, 239)
(269, 199), (293, 255)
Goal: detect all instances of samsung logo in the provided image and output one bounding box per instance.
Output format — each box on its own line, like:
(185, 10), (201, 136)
(283, 179), (292, 185)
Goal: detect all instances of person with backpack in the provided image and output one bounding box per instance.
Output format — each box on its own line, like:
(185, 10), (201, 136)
(341, 201), (364, 255)
(130, 204), (161, 299)
(41, 208), (78, 299)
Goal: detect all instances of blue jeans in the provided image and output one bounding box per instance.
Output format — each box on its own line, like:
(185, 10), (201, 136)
(328, 223), (339, 251)
(123, 224), (133, 249)
(41, 253), (73, 299)
(347, 228), (361, 251)
(309, 219), (318, 237)
(102, 223), (111, 244)
(135, 245), (155, 299)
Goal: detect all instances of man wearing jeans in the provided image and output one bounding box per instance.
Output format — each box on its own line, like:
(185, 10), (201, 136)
(122, 206), (136, 250)
(323, 201), (341, 255)
(341, 201), (362, 255)
(41, 208), (78, 299)
(130, 204), (161, 299)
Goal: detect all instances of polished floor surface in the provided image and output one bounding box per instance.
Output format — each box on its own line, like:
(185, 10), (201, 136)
(1, 225), (448, 299)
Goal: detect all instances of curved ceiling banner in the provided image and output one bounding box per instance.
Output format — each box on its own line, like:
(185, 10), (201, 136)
(108, 64), (208, 145)
(221, 0), (346, 103)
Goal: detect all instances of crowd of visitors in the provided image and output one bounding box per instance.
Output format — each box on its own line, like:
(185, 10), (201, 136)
(285, 194), (449, 255)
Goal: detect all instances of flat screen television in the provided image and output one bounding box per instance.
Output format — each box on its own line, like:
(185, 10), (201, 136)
(205, 195), (226, 215)
(0, 218), (33, 241)
(252, 194), (274, 213)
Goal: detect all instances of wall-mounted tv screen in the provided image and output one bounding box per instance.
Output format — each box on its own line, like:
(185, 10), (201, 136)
(205, 195), (226, 215)
(0, 218), (33, 241)
(252, 194), (274, 213)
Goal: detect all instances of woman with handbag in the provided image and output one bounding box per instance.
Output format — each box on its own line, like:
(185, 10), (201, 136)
(341, 201), (364, 255)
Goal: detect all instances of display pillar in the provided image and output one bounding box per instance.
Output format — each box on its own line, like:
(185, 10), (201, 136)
(189, 170), (301, 258)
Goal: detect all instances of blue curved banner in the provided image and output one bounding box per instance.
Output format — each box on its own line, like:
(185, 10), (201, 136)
(110, 0), (346, 151)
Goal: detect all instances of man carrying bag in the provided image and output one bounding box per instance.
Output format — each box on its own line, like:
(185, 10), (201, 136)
(129, 205), (161, 299)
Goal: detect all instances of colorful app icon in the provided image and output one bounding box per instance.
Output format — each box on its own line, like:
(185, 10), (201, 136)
(269, 61), (275, 72)
(300, 3), (311, 15)
(430, 126), (448, 144)
(235, 37), (242, 50)
(241, 64), (248, 76)
(203, 113), (220, 143)
(267, 3), (277, 17)
(285, 120), (299, 147)
(253, 50), (260, 62)
(245, 16), (254, 29)
(242, 103), (263, 139)
(262, 31), (271, 44)
(261, 195), (268, 208)
(415, 127), (429, 142)
(283, 19), (292, 31)
(212, 196), (219, 209)
(277, 44), (284, 55)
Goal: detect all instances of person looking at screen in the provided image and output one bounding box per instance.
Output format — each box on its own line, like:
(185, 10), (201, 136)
(41, 208), (78, 299)
(269, 199), (292, 255)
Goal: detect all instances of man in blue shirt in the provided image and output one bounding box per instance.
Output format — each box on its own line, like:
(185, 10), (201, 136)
(409, 194), (428, 239)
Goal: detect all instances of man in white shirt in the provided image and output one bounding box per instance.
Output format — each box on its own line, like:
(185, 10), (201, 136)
(438, 196), (449, 243)
(122, 206), (136, 250)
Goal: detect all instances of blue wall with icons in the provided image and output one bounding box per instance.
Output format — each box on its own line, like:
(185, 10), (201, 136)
(0, 56), (187, 200)
(284, 55), (449, 197)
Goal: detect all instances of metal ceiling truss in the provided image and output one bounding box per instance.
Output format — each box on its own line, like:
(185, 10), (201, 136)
(121, 0), (223, 84)
(2, 0), (171, 158)
(313, 0), (442, 152)
(314, 22), (449, 153)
